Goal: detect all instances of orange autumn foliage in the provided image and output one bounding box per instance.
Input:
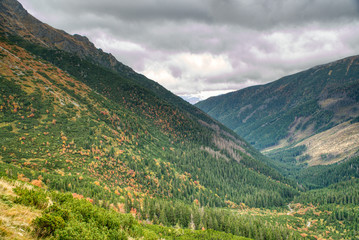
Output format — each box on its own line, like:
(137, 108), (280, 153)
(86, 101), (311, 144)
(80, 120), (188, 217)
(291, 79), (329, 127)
(30, 179), (43, 188)
(72, 193), (84, 199)
(17, 173), (30, 182)
(130, 208), (137, 218)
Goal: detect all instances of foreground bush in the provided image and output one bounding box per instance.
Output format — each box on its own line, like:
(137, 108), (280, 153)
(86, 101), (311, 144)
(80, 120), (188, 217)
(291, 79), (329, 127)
(14, 187), (48, 209)
(33, 213), (65, 237)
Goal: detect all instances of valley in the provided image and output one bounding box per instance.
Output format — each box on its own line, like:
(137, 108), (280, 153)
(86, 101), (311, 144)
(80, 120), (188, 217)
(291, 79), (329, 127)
(0, 0), (358, 239)
(196, 55), (359, 188)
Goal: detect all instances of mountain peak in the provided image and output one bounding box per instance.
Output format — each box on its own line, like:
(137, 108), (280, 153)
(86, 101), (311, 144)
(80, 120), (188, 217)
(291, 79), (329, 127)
(0, 0), (136, 75)
(0, 0), (28, 17)
(1, 0), (199, 110)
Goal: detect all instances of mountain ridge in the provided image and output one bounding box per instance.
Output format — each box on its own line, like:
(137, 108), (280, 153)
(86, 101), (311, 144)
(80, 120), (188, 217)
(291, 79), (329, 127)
(0, 0), (197, 110)
(196, 54), (359, 168)
(0, 0), (132, 73)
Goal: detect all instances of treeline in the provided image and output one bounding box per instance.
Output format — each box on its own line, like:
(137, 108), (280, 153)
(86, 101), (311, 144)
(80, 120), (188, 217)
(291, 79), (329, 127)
(0, 142), (297, 210)
(294, 180), (359, 240)
(124, 196), (302, 240)
(10, 180), (303, 240)
(294, 178), (359, 205)
(295, 156), (359, 189)
(264, 145), (308, 178)
(8, 180), (249, 240)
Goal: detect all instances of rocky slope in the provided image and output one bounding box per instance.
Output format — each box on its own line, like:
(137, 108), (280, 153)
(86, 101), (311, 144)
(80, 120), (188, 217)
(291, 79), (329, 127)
(0, 0), (131, 74)
(0, 0), (186, 107)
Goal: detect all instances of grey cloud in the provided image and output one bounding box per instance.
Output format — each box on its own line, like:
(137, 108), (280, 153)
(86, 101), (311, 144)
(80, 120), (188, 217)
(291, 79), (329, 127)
(21, 0), (359, 28)
(18, 0), (359, 100)
(208, 0), (359, 29)
(20, 0), (359, 53)
(169, 66), (183, 78)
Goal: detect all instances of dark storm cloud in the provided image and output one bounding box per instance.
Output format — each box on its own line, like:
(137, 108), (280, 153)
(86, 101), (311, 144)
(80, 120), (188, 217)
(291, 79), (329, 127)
(208, 0), (359, 28)
(18, 0), (359, 101)
(22, 0), (359, 27)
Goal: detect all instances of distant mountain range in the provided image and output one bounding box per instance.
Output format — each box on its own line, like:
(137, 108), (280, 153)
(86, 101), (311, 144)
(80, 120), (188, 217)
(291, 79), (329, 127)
(196, 55), (359, 176)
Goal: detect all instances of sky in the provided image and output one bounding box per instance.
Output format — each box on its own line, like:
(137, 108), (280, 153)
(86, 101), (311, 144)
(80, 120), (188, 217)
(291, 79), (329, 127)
(18, 0), (359, 103)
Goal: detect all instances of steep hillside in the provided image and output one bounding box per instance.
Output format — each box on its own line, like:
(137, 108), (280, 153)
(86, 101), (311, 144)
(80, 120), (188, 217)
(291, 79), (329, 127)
(0, 0), (301, 213)
(0, 0), (261, 155)
(0, 0), (136, 76)
(0, 0), (194, 111)
(196, 56), (359, 168)
(0, 36), (298, 208)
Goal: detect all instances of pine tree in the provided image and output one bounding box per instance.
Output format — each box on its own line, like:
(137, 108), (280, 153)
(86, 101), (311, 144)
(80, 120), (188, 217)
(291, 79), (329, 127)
(159, 207), (168, 226)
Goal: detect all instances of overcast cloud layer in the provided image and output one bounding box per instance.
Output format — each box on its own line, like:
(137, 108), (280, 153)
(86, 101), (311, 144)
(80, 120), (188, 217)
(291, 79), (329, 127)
(18, 0), (359, 103)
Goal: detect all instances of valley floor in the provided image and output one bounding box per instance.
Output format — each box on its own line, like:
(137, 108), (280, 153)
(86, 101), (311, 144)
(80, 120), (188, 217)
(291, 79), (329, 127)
(1, 176), (359, 240)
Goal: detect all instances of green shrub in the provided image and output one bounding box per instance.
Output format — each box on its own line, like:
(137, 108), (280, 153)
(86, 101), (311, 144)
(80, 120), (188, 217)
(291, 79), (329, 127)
(13, 187), (48, 209)
(45, 204), (70, 221)
(33, 213), (65, 237)
(141, 228), (159, 240)
(54, 220), (107, 240)
(50, 191), (73, 204)
(107, 229), (128, 240)
(0, 194), (13, 207)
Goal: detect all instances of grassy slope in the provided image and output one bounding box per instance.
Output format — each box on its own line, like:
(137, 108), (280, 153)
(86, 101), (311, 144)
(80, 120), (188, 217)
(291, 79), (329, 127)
(0, 179), (41, 240)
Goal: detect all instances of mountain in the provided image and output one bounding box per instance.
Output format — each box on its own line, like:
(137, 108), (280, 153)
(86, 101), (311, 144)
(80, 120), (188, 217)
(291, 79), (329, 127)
(0, 0), (136, 76)
(2, 1), (359, 239)
(196, 56), (359, 172)
(0, 0), (300, 215)
(0, 0), (196, 111)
